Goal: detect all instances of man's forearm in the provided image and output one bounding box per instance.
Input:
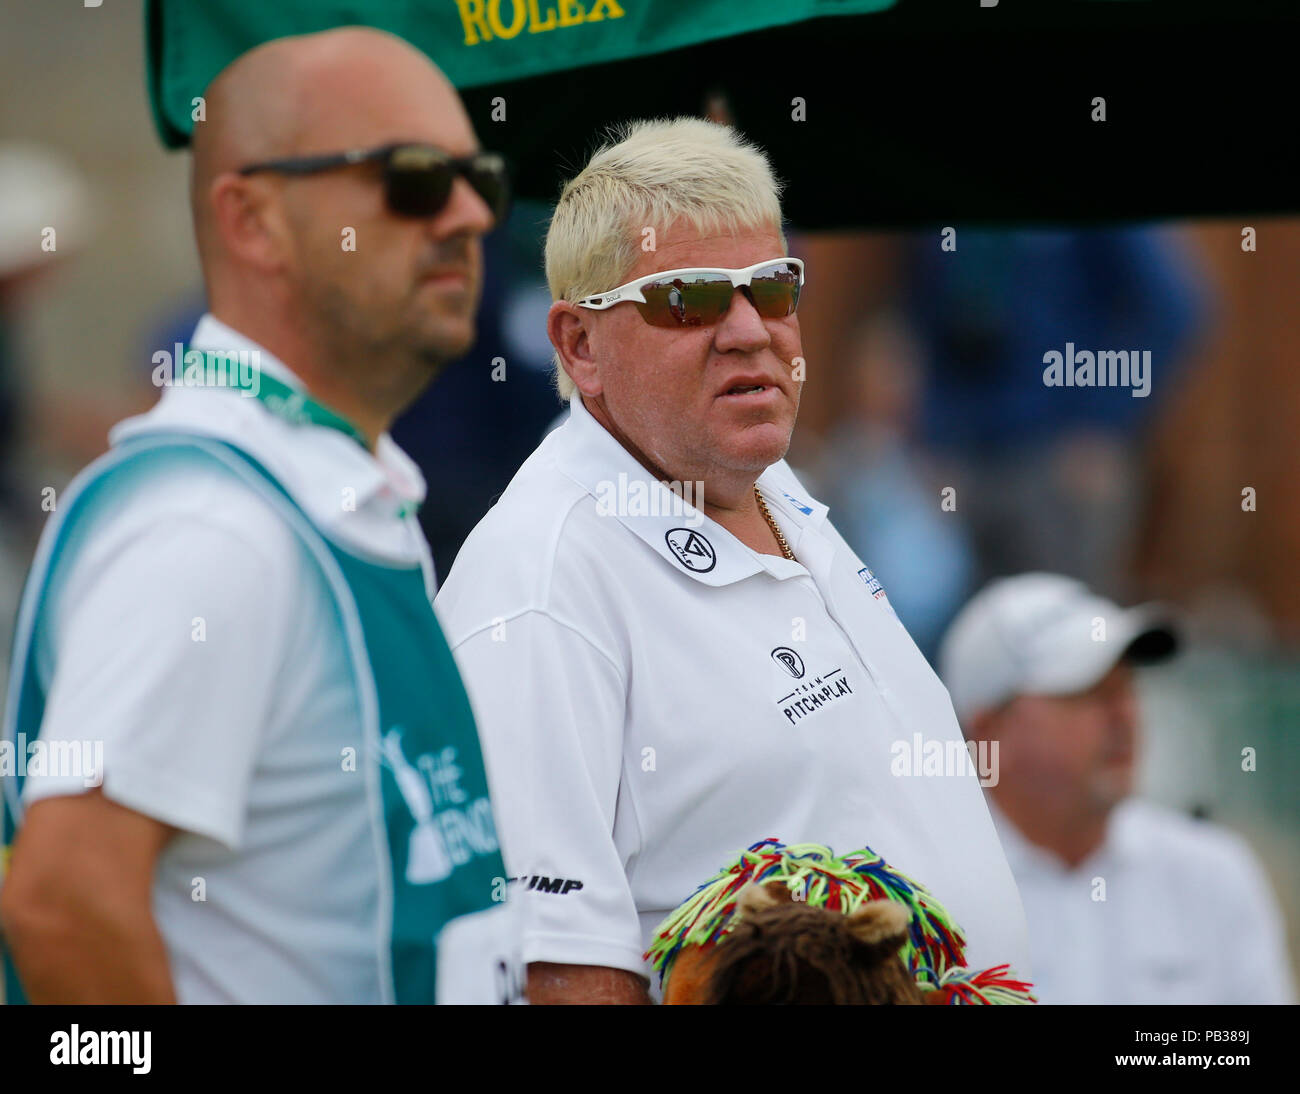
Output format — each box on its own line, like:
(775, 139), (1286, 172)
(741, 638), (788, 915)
(527, 962), (652, 1005)
(3, 899), (177, 1004)
(1, 790), (179, 1004)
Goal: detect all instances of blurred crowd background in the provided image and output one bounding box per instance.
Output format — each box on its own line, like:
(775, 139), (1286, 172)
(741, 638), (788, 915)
(2, 4), (1297, 991)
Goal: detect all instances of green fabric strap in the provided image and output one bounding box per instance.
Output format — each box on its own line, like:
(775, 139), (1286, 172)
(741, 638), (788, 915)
(180, 347), (370, 450)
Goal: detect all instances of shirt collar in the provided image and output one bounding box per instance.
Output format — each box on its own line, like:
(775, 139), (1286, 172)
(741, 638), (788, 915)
(553, 393), (828, 586)
(191, 314), (304, 391)
(112, 313), (426, 524)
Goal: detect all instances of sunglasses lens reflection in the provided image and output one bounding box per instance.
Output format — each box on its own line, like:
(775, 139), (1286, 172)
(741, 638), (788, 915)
(635, 263), (801, 327)
(639, 274), (731, 327)
(748, 262), (802, 319)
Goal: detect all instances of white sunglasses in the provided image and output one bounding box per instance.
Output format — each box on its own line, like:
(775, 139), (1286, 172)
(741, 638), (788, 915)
(575, 257), (805, 328)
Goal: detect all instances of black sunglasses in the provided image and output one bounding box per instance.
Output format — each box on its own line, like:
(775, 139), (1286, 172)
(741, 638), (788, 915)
(238, 142), (510, 224)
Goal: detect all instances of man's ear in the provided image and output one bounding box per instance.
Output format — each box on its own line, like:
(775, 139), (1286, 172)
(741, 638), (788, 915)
(208, 172), (293, 275)
(548, 300), (602, 397)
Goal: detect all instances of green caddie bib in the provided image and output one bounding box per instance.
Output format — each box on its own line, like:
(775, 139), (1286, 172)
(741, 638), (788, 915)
(2, 431), (518, 1004)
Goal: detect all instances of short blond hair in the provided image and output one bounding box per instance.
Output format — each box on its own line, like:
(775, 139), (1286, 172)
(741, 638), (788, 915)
(544, 117), (787, 399)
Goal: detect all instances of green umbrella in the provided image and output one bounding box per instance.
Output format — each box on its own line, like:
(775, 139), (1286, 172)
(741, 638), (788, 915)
(147, 0), (896, 147)
(145, 0), (1298, 227)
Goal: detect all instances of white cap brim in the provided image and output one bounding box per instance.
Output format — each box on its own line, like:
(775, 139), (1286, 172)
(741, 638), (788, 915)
(938, 573), (1179, 726)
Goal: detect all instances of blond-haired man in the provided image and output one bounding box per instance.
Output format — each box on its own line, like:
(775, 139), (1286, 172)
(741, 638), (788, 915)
(436, 118), (1031, 1003)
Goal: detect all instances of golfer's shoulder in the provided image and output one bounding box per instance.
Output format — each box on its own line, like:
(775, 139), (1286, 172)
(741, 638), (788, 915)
(436, 447), (632, 639)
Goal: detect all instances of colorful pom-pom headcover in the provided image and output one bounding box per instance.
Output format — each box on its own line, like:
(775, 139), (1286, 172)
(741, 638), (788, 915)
(645, 838), (1036, 1004)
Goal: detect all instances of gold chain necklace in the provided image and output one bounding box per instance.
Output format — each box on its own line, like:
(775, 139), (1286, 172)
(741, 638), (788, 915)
(754, 486), (796, 561)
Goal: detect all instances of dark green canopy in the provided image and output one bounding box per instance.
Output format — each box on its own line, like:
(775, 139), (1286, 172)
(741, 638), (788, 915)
(146, 0), (895, 148)
(145, 0), (1299, 227)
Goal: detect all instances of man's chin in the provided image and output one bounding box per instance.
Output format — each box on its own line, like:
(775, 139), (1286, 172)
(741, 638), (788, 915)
(719, 422), (794, 472)
(413, 320), (476, 368)
(1090, 768), (1135, 809)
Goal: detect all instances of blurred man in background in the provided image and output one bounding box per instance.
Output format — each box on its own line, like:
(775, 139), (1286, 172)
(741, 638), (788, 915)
(905, 228), (1207, 595)
(817, 311), (975, 659)
(939, 573), (1295, 1004)
(2, 27), (515, 1003)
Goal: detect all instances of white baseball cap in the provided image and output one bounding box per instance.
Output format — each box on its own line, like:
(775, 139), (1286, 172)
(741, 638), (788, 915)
(937, 573), (1178, 726)
(0, 142), (90, 278)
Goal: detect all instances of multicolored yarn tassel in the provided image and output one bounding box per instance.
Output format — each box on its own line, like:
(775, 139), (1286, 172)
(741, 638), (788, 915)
(934, 964), (1038, 1005)
(644, 838), (1034, 1004)
(646, 838), (966, 985)
(839, 845), (967, 988)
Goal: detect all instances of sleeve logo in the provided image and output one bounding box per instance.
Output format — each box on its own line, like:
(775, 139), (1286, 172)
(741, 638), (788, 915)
(857, 566), (888, 599)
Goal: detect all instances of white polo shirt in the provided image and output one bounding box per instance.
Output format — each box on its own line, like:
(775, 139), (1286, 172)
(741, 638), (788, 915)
(16, 315), (433, 1003)
(436, 395), (1032, 988)
(989, 796), (1297, 1004)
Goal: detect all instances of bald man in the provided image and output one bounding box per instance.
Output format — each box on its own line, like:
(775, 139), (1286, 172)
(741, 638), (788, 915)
(0, 28), (518, 1003)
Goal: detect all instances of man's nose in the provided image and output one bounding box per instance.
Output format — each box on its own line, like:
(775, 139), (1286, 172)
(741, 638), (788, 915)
(426, 174), (495, 240)
(713, 288), (771, 352)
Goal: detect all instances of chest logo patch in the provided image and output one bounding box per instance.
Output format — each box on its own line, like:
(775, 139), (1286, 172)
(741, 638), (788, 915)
(665, 528), (716, 572)
(775, 665), (855, 726)
(771, 646), (806, 678)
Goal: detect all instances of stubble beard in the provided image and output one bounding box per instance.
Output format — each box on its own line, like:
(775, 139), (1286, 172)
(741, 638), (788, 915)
(304, 277), (474, 406)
